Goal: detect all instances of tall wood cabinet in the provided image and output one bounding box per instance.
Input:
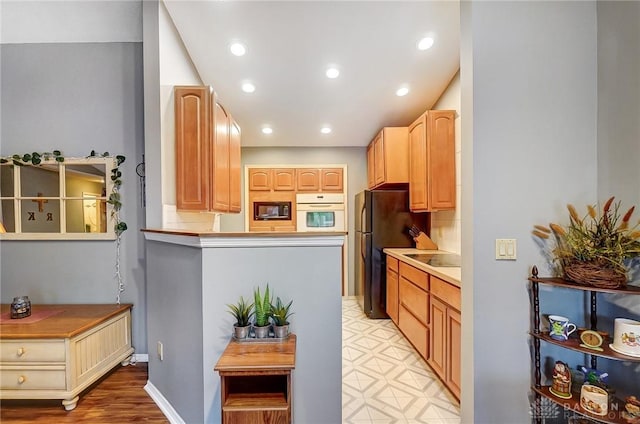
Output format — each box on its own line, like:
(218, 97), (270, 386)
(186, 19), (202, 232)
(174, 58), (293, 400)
(408, 110), (455, 212)
(175, 86), (241, 213)
(367, 127), (409, 189)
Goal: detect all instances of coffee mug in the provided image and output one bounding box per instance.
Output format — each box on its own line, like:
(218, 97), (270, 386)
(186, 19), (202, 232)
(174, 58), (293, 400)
(548, 314), (577, 341)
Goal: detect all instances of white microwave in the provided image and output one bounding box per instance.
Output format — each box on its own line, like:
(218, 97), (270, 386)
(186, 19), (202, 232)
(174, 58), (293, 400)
(296, 193), (345, 232)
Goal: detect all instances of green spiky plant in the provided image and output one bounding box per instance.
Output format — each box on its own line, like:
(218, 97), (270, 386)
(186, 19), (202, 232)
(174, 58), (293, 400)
(271, 297), (294, 326)
(253, 284), (272, 327)
(226, 296), (254, 327)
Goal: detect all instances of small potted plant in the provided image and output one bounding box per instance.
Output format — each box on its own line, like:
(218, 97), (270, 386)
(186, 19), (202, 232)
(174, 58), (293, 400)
(271, 296), (294, 338)
(226, 296), (254, 339)
(253, 284), (272, 338)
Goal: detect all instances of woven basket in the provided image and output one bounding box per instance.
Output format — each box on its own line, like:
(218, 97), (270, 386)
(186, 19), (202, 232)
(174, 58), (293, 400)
(564, 261), (627, 289)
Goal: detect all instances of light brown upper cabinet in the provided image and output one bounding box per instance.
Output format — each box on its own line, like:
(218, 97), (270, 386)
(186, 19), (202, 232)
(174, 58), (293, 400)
(248, 169), (272, 191)
(408, 110), (455, 212)
(367, 127), (409, 189)
(320, 168), (344, 192)
(273, 169), (296, 191)
(228, 115), (241, 212)
(175, 86), (241, 213)
(249, 168), (296, 192)
(366, 143), (375, 189)
(295, 168), (343, 192)
(175, 86), (210, 211)
(296, 168), (320, 191)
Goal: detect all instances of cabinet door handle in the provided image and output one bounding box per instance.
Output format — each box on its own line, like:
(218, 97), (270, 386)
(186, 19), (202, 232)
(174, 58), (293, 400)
(17, 375), (26, 384)
(16, 347), (25, 357)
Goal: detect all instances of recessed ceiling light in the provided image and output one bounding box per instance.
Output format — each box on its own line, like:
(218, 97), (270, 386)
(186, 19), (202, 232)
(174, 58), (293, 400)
(230, 42), (246, 56)
(320, 126), (332, 134)
(261, 127), (273, 135)
(417, 37), (434, 51)
(241, 82), (255, 93)
(325, 67), (340, 79)
(396, 87), (409, 97)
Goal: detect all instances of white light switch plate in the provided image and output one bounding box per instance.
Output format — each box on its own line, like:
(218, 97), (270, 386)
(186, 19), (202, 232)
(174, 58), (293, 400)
(496, 239), (517, 260)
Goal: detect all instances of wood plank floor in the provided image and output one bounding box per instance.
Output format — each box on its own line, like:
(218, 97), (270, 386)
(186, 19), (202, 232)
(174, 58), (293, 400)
(0, 363), (169, 423)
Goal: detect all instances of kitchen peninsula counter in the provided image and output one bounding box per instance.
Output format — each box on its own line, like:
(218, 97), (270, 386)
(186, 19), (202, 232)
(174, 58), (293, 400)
(142, 228), (346, 245)
(384, 248), (461, 287)
(142, 228), (343, 424)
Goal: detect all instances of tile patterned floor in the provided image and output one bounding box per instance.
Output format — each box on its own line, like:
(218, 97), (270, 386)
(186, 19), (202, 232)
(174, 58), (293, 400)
(342, 297), (460, 424)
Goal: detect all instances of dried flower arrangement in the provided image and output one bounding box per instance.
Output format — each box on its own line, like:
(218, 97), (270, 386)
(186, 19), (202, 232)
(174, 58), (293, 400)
(532, 196), (640, 288)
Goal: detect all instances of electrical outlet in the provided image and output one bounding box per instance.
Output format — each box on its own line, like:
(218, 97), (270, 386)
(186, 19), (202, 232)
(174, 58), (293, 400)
(157, 341), (164, 361)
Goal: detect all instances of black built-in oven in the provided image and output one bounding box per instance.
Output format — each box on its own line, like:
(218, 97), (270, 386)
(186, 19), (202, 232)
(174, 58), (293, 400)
(253, 201), (292, 221)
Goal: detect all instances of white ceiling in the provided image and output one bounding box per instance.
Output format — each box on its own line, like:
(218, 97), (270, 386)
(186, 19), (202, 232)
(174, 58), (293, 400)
(164, 1), (460, 148)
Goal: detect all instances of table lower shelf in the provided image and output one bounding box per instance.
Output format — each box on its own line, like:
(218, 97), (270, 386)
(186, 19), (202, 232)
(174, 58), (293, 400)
(224, 392), (288, 410)
(533, 386), (629, 424)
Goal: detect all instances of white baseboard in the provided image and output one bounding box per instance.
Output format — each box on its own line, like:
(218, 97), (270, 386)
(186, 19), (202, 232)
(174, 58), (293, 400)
(144, 381), (185, 424)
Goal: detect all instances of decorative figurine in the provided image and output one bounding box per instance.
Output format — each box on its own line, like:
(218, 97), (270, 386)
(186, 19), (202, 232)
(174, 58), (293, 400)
(580, 366), (609, 388)
(550, 360), (572, 399)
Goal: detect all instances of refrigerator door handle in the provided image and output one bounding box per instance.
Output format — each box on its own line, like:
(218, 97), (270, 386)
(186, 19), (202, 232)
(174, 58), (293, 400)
(360, 202), (367, 233)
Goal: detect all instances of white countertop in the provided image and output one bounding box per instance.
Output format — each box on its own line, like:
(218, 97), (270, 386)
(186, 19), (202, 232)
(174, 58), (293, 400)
(383, 248), (461, 288)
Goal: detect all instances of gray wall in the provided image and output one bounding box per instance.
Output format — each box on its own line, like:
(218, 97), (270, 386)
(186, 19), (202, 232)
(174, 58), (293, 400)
(0, 43), (148, 354)
(595, 0), (640, 399)
(597, 1), (640, 207)
(461, 1), (640, 422)
(146, 241), (205, 424)
(461, 2), (599, 422)
(221, 146), (368, 295)
(146, 237), (343, 424)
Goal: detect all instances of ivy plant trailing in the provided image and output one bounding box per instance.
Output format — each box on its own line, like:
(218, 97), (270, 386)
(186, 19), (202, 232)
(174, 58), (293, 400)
(0, 150), (128, 303)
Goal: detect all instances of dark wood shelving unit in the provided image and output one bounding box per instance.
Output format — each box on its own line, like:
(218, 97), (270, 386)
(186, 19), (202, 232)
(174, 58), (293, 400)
(528, 267), (640, 424)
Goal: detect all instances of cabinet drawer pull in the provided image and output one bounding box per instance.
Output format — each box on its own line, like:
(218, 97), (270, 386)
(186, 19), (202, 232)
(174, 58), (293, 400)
(16, 347), (25, 357)
(17, 375), (26, 384)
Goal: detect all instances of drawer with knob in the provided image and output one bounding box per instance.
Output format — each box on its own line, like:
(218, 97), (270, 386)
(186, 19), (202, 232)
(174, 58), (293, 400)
(0, 368), (66, 390)
(0, 341), (65, 363)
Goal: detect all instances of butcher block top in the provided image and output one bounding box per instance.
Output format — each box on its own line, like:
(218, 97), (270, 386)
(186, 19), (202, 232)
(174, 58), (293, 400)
(215, 334), (297, 372)
(0, 304), (132, 339)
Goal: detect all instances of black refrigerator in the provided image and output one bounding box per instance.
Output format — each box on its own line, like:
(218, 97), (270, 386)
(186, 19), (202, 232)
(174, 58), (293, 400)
(354, 189), (426, 319)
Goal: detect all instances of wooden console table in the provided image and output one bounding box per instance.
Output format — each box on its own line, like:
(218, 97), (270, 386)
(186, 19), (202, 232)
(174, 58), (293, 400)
(214, 334), (296, 424)
(0, 304), (134, 410)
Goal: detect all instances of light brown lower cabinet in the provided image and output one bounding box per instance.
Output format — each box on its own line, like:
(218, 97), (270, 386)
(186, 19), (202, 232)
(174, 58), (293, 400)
(429, 276), (461, 400)
(446, 308), (461, 398)
(386, 257), (399, 324)
(398, 305), (428, 359)
(396, 262), (429, 360)
(428, 296), (446, 378)
(387, 256), (461, 401)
